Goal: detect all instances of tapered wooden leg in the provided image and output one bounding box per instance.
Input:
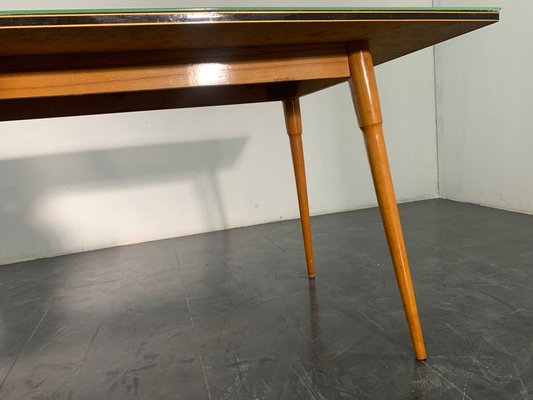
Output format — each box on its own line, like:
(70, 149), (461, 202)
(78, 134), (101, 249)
(283, 97), (316, 278)
(346, 41), (427, 360)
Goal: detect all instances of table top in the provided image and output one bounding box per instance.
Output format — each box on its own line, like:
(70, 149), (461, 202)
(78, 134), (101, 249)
(0, 8), (499, 64)
(0, 7), (500, 122)
(0, 7), (500, 19)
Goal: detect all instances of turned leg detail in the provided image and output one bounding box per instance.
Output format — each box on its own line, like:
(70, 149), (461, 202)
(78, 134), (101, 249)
(282, 97), (316, 278)
(346, 41), (427, 360)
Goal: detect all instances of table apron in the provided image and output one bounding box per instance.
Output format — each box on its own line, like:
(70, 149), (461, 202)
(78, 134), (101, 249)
(0, 43), (350, 100)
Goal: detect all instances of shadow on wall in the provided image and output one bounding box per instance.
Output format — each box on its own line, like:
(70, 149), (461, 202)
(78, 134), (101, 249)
(0, 137), (248, 265)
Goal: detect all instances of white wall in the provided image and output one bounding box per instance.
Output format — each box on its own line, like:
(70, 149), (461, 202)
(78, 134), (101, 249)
(435, 0), (533, 214)
(0, 0), (438, 265)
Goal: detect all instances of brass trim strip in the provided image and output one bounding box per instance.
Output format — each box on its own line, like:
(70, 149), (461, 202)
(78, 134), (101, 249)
(0, 18), (498, 30)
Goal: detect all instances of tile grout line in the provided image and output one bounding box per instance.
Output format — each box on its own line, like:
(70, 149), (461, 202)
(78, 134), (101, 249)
(260, 231), (285, 252)
(0, 307), (51, 389)
(421, 361), (474, 400)
(0, 255), (80, 389)
(173, 243), (213, 400)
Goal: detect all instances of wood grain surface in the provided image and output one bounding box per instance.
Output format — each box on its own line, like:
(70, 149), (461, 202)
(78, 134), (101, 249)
(0, 44), (349, 100)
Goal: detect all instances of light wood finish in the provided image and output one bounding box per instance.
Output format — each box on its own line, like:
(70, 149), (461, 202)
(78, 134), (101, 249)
(0, 79), (348, 122)
(283, 97), (315, 278)
(0, 44), (349, 100)
(346, 40), (426, 360)
(0, 9), (498, 122)
(0, 10), (498, 67)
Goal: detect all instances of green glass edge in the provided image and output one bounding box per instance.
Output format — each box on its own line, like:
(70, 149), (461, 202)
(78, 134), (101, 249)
(0, 7), (501, 16)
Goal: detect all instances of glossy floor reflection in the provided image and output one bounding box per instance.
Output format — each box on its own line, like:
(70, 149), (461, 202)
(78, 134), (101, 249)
(0, 199), (531, 399)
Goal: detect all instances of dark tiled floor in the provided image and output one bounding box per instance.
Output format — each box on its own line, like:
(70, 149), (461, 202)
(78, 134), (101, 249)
(0, 199), (531, 399)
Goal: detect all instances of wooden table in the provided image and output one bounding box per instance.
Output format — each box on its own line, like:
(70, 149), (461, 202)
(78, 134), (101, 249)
(0, 7), (499, 360)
